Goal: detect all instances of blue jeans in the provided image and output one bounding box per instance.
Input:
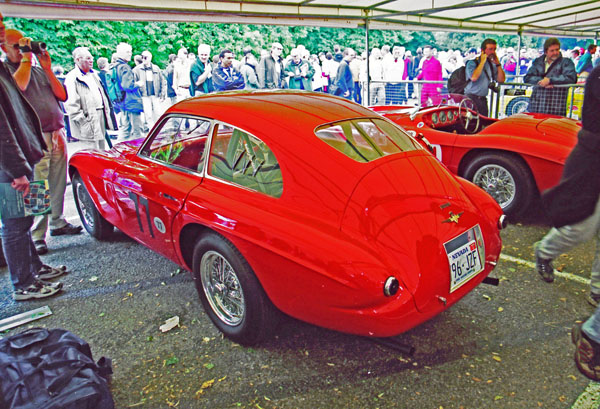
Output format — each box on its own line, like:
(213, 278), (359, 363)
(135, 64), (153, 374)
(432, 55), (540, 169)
(0, 171), (43, 290)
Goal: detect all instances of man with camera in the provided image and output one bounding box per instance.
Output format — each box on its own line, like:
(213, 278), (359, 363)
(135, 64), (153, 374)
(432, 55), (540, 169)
(464, 38), (505, 117)
(0, 13), (69, 300)
(1, 28), (82, 256)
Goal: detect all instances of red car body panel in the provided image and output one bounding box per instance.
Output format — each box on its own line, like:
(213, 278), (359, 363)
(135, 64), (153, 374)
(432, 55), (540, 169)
(69, 91), (503, 338)
(377, 106), (581, 194)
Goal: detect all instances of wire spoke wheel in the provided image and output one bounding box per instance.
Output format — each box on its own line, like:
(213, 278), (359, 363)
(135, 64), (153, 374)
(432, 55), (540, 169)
(76, 182), (96, 230)
(200, 250), (245, 326)
(472, 164), (516, 209)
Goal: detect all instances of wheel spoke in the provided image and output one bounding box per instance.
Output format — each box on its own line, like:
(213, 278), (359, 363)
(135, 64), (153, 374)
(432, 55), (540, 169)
(200, 250), (246, 326)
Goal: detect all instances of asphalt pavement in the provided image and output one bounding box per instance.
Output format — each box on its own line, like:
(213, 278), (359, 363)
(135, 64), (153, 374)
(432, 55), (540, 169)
(0, 145), (599, 408)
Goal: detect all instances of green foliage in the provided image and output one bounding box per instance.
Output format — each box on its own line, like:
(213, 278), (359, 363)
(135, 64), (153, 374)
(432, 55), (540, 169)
(3, 17), (591, 71)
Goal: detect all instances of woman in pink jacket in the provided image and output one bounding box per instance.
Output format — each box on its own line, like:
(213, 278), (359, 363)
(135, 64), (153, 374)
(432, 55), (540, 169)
(416, 45), (443, 106)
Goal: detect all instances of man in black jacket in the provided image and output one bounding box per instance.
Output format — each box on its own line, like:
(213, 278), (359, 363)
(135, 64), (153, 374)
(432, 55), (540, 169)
(524, 38), (577, 116)
(0, 13), (67, 300)
(257, 42), (283, 89)
(535, 63), (600, 308)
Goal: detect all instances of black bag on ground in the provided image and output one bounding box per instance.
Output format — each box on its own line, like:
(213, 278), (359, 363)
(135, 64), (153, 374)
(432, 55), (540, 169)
(0, 328), (114, 409)
(447, 65), (470, 95)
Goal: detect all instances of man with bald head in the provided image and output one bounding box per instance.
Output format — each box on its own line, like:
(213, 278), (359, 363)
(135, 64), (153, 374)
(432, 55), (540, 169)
(1, 26), (82, 256)
(0, 13), (68, 300)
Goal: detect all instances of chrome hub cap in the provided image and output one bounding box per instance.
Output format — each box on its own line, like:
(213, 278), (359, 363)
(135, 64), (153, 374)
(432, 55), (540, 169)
(76, 183), (95, 228)
(472, 164), (516, 209)
(200, 251), (245, 326)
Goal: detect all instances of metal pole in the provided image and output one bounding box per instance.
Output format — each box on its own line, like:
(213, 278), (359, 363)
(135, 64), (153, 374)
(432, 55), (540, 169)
(516, 30), (522, 77)
(365, 18), (370, 106)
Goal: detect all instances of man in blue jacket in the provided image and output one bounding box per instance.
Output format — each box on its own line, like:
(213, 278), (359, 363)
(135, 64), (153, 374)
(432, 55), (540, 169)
(212, 49), (245, 92)
(334, 48), (355, 100)
(113, 42), (143, 140)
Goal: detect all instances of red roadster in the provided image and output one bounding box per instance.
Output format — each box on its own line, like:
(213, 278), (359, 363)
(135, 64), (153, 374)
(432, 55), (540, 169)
(69, 91), (504, 345)
(374, 100), (581, 217)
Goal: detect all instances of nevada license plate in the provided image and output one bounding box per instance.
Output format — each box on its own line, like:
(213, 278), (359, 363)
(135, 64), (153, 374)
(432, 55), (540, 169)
(444, 225), (484, 292)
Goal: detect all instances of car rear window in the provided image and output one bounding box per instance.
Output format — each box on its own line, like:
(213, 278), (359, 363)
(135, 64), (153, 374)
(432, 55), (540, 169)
(315, 118), (421, 163)
(208, 124), (283, 198)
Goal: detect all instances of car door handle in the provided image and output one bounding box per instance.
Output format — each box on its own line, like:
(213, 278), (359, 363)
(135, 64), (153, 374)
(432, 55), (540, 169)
(159, 192), (178, 201)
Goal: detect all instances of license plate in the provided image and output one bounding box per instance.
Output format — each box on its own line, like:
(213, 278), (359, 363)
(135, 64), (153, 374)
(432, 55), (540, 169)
(444, 225), (485, 292)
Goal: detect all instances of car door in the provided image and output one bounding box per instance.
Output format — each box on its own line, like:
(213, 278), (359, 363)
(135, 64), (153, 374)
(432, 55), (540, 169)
(112, 115), (212, 262)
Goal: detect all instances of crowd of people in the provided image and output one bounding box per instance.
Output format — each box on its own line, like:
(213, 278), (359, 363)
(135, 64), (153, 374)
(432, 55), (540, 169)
(54, 38), (598, 141)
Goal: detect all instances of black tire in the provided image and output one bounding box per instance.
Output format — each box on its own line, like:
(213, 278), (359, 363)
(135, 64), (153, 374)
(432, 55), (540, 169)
(72, 173), (114, 240)
(463, 152), (536, 217)
(505, 96), (530, 116)
(192, 232), (276, 345)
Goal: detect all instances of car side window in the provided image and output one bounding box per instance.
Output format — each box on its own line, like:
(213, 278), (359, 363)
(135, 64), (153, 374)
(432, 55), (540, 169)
(140, 116), (211, 173)
(208, 123), (283, 198)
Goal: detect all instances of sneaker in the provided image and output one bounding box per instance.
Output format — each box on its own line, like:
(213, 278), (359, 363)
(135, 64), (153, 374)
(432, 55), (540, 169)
(36, 264), (67, 280)
(14, 281), (61, 301)
(534, 242), (554, 283)
(34, 239), (48, 255)
(572, 323), (600, 382)
(35, 278), (63, 290)
(588, 293), (600, 307)
(50, 223), (83, 236)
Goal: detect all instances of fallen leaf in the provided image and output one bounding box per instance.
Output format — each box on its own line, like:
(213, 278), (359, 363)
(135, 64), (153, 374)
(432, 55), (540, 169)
(498, 307), (504, 312)
(201, 379), (215, 389)
(203, 363), (214, 370)
(164, 357), (178, 366)
(98, 312), (105, 317)
(494, 395), (503, 400)
(89, 276), (98, 282)
(492, 356), (501, 362)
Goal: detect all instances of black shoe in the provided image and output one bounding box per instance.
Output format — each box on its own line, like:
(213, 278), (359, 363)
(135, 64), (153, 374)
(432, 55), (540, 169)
(534, 242), (554, 283)
(50, 223), (83, 236)
(34, 239), (48, 255)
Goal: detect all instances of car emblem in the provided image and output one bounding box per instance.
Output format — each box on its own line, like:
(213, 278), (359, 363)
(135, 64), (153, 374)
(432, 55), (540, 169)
(442, 211), (463, 224)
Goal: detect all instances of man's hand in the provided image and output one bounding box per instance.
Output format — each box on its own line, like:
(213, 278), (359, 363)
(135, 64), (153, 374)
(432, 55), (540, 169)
(538, 77), (552, 88)
(11, 176), (30, 197)
(37, 49), (53, 71)
(17, 37), (33, 62)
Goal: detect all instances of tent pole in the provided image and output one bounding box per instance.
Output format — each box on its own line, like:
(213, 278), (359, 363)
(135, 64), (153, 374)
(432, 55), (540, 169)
(365, 18), (370, 106)
(516, 30), (523, 76)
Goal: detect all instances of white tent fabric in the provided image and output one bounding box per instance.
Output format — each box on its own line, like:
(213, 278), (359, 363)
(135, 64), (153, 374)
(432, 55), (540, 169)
(2, 0), (599, 37)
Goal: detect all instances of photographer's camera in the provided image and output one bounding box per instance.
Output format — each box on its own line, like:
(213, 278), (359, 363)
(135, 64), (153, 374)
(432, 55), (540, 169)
(17, 41), (46, 54)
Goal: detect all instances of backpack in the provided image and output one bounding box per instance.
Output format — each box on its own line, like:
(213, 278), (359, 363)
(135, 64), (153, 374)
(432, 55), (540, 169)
(105, 67), (124, 103)
(447, 65), (470, 94)
(0, 328), (114, 409)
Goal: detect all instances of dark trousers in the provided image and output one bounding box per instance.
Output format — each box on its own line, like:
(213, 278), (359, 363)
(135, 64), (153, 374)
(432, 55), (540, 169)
(466, 94), (489, 117)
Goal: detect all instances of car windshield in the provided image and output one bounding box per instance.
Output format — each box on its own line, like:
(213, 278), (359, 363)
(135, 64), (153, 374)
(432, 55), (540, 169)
(315, 118), (422, 163)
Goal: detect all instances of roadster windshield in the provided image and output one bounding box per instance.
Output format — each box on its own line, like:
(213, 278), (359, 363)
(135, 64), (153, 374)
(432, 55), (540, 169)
(315, 118), (421, 163)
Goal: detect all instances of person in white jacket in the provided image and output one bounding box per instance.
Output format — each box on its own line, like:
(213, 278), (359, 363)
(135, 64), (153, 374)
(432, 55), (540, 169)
(383, 46), (406, 104)
(64, 47), (117, 151)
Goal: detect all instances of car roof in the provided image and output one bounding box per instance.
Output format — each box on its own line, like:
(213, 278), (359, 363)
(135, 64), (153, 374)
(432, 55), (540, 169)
(168, 90), (377, 142)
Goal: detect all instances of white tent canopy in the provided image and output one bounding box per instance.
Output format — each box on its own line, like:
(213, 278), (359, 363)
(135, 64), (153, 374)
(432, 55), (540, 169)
(2, 0), (599, 38)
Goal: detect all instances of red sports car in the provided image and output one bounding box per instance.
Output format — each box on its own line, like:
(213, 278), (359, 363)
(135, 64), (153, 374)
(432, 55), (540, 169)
(374, 101), (581, 217)
(69, 91), (504, 345)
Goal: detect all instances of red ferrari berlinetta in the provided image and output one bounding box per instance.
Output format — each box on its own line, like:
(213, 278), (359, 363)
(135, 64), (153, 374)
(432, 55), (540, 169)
(69, 91), (505, 345)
